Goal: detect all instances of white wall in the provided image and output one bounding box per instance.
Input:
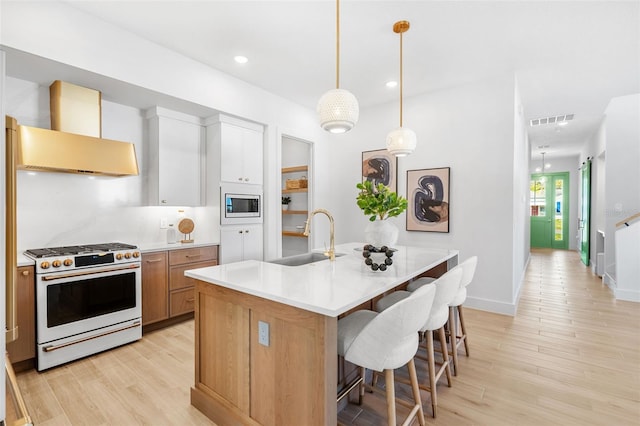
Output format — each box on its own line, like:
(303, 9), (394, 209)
(323, 74), (526, 315)
(604, 94), (640, 299)
(513, 79), (530, 306)
(581, 119), (607, 271)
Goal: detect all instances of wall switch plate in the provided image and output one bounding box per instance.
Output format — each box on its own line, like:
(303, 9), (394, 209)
(258, 321), (270, 347)
(160, 218), (168, 229)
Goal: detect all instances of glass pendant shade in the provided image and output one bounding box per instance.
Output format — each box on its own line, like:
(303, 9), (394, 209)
(386, 126), (417, 157)
(317, 88), (359, 134)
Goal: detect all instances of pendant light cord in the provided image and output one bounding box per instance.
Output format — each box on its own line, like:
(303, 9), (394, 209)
(399, 29), (403, 127)
(336, 0), (340, 89)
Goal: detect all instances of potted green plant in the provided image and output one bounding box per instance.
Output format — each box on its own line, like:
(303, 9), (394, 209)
(281, 196), (291, 211)
(356, 180), (408, 247)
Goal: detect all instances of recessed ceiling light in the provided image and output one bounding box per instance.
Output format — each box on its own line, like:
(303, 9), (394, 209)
(557, 120), (569, 126)
(386, 81), (398, 88)
(234, 55), (248, 64)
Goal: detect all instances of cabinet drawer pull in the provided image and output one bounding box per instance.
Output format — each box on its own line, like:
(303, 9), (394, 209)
(21, 270), (29, 276)
(146, 259), (162, 263)
(186, 254), (201, 259)
(186, 297), (195, 302)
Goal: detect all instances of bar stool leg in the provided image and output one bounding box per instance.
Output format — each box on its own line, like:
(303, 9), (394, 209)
(426, 331), (437, 418)
(438, 327), (452, 387)
(407, 358), (426, 426)
(385, 369), (397, 426)
(459, 305), (470, 356)
(358, 366), (366, 404)
(449, 306), (459, 376)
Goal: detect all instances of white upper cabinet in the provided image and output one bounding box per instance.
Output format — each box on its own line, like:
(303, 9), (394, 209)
(206, 114), (264, 202)
(147, 107), (203, 206)
(220, 122), (263, 184)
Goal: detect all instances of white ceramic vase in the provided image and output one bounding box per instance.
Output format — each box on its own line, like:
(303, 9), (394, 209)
(282, 205), (289, 211)
(364, 219), (399, 248)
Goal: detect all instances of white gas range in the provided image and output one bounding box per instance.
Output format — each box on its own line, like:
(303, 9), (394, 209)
(24, 242), (142, 371)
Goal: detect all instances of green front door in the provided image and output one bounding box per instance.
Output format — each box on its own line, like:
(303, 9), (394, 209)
(580, 161), (591, 265)
(530, 172), (569, 249)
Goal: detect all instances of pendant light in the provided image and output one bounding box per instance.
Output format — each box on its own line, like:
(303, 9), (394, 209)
(386, 20), (416, 157)
(317, 0), (359, 134)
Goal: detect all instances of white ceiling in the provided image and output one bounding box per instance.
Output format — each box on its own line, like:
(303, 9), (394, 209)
(8, 1), (640, 161)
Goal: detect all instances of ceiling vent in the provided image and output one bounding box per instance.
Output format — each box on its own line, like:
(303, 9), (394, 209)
(530, 114), (574, 127)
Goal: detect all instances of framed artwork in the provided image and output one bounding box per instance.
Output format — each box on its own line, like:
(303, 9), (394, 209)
(362, 149), (397, 193)
(406, 167), (450, 233)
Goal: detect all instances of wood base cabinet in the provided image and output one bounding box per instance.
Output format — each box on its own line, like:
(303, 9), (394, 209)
(6, 265), (35, 364)
(141, 251), (169, 326)
(142, 245), (218, 327)
(168, 246), (218, 316)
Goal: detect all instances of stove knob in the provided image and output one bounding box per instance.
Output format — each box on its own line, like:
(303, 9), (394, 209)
(52, 260), (62, 268)
(132, 251), (140, 258)
(63, 258), (73, 267)
(116, 253), (123, 260)
(124, 252), (132, 259)
(41, 261), (50, 269)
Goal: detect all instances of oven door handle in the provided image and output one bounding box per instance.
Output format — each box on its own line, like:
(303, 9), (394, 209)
(41, 263), (141, 281)
(42, 320), (141, 353)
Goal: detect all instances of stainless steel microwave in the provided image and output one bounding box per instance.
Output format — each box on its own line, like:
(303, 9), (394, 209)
(221, 184), (263, 224)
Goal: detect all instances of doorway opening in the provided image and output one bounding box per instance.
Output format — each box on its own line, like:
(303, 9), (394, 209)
(281, 135), (312, 257)
(530, 172), (570, 249)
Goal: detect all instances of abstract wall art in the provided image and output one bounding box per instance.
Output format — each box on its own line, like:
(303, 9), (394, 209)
(362, 149), (397, 193)
(406, 167), (450, 233)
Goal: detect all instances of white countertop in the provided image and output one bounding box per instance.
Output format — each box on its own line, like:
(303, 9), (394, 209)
(17, 253), (34, 267)
(138, 240), (219, 253)
(185, 242), (458, 317)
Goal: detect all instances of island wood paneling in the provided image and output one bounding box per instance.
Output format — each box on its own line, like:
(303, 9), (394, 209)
(192, 280), (336, 426)
(196, 284), (250, 414)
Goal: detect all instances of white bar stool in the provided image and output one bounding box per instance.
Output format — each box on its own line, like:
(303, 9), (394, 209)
(407, 257), (478, 376)
(375, 267), (463, 418)
(445, 256), (477, 375)
(337, 283), (437, 426)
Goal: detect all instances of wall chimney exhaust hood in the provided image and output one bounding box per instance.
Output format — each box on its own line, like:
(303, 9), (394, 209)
(17, 80), (139, 176)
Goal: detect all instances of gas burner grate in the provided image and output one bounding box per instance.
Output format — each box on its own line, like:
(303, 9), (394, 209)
(84, 243), (138, 252)
(25, 243), (138, 258)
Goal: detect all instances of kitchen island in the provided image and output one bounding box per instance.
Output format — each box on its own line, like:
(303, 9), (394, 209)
(185, 242), (458, 426)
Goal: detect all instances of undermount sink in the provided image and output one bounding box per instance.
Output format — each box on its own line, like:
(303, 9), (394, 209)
(268, 252), (345, 266)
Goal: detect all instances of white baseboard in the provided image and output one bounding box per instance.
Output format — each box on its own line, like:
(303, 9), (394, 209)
(464, 296), (516, 316)
(603, 272), (616, 291)
(614, 288), (640, 302)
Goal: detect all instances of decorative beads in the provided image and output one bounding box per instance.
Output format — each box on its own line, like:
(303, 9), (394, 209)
(362, 244), (394, 271)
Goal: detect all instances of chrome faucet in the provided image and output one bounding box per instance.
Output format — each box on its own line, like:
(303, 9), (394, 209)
(303, 208), (336, 261)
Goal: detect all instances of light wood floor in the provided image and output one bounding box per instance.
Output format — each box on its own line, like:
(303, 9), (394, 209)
(16, 249), (640, 425)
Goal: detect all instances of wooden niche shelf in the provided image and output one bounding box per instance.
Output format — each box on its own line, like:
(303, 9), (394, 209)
(282, 165), (308, 174)
(282, 165), (308, 193)
(282, 165), (309, 238)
